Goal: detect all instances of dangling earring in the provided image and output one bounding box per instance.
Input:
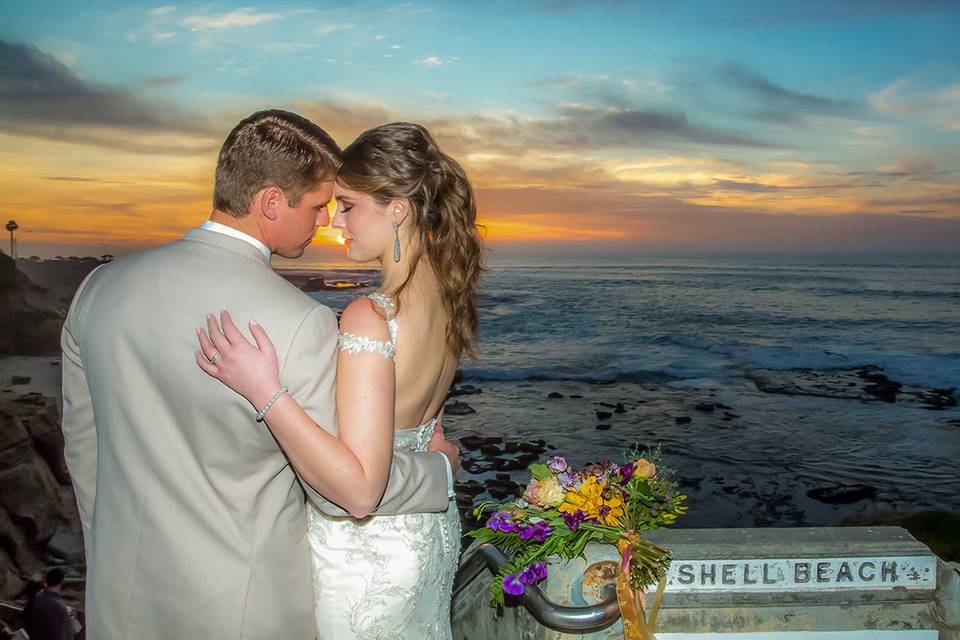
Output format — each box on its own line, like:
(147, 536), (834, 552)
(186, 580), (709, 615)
(392, 221), (401, 262)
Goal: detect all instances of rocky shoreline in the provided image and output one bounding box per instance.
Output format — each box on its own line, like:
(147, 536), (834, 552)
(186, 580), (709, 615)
(441, 366), (960, 558)
(0, 384), (84, 632)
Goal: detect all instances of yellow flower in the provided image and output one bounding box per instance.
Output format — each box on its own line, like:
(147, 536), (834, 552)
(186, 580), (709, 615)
(558, 477), (625, 526)
(539, 476), (566, 508)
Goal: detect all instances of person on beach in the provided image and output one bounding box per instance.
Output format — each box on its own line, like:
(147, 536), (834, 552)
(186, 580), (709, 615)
(22, 568), (77, 640)
(196, 122), (484, 638)
(60, 110), (461, 639)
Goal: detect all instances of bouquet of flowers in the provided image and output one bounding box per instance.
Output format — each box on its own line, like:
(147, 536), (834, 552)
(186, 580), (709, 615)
(467, 444), (686, 640)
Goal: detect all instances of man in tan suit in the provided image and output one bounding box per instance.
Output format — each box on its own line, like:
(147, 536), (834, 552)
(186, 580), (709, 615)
(61, 110), (459, 639)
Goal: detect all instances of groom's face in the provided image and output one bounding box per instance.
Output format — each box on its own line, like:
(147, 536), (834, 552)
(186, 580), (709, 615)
(274, 180), (335, 258)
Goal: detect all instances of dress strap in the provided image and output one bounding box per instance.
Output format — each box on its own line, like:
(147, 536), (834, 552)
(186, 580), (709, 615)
(366, 293), (398, 348)
(336, 293), (398, 360)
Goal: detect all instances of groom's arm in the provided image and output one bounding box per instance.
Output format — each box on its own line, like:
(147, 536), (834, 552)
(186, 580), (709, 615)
(282, 304), (450, 515)
(61, 267), (105, 542)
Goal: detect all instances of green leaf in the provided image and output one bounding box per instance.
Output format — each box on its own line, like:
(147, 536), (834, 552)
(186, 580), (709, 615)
(529, 463), (550, 480)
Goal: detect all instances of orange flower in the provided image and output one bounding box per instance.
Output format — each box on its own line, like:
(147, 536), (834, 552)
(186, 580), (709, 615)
(634, 459), (657, 479)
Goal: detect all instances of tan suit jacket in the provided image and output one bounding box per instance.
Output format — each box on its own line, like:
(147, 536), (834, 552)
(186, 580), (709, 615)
(61, 228), (450, 639)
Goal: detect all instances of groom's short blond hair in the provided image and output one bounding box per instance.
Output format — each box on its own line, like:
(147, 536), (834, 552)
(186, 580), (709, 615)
(214, 109), (341, 218)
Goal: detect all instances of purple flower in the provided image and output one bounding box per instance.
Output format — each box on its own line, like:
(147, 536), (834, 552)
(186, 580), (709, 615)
(519, 520), (554, 542)
(502, 573), (525, 596)
(519, 560), (548, 585)
(562, 509), (586, 531)
(487, 511), (520, 534)
(557, 470), (578, 490)
(619, 463), (635, 484)
(547, 456), (568, 473)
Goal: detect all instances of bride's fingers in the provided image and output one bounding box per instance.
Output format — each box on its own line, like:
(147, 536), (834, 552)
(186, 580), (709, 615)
(195, 350), (219, 377)
(248, 320), (276, 358)
(220, 310), (247, 346)
(196, 327), (219, 361)
(206, 313), (231, 352)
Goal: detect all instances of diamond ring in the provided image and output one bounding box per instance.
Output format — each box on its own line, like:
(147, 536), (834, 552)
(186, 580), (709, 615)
(210, 351), (222, 364)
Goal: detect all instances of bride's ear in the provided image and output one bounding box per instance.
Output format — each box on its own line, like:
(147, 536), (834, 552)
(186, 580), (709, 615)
(389, 199), (410, 226)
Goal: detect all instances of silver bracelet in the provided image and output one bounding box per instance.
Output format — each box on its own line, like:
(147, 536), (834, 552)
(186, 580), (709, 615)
(256, 386), (289, 422)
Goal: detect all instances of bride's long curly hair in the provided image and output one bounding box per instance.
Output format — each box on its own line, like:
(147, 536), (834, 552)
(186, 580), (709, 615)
(338, 122), (485, 360)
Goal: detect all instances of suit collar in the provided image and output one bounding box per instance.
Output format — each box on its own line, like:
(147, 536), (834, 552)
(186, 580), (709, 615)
(183, 227), (272, 266)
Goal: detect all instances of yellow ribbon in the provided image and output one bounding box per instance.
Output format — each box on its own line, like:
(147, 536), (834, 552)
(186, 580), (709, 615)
(616, 535), (666, 640)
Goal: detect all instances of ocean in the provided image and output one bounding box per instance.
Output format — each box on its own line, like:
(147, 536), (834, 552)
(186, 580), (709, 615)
(298, 254), (960, 528)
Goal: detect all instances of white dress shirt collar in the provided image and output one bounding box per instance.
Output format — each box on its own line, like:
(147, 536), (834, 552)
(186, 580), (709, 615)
(199, 220), (271, 261)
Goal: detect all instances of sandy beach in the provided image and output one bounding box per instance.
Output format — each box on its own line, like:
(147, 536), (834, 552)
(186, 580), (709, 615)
(0, 356), (62, 401)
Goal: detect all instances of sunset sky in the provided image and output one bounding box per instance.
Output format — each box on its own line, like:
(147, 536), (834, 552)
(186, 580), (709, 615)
(2, 0), (959, 264)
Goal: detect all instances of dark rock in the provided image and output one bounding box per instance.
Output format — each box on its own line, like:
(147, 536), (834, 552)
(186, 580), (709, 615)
(461, 458), (493, 474)
(47, 527), (84, 563)
(675, 416), (692, 425)
(459, 436), (500, 450)
(496, 473), (511, 481)
(569, 394), (583, 399)
(807, 484), (877, 504)
(694, 402), (715, 412)
(480, 444), (502, 456)
(614, 403), (626, 414)
(504, 442), (520, 453)
(517, 442), (545, 455)
(449, 384), (482, 397)
(444, 401), (477, 416)
(494, 458), (527, 471)
(863, 381), (901, 403)
(595, 410), (613, 421)
(723, 411), (739, 419)
(547, 392), (564, 399)
(455, 480), (484, 496)
(678, 476), (702, 490)
(10, 376), (30, 386)
(595, 424), (611, 431)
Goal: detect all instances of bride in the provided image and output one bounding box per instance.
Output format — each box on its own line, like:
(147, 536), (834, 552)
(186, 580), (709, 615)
(195, 122), (484, 638)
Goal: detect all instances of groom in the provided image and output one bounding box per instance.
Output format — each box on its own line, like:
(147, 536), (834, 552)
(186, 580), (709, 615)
(61, 109), (460, 639)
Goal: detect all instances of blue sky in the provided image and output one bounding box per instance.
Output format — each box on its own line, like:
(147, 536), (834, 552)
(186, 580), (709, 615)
(2, 1), (958, 259)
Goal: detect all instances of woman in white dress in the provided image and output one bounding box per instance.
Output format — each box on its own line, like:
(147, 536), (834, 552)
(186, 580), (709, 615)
(195, 122), (484, 638)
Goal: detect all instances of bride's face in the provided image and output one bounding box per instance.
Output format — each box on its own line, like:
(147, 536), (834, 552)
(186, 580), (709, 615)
(331, 183), (396, 263)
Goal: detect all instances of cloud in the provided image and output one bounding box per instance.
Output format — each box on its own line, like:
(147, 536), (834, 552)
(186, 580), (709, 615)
(415, 55), (443, 67)
(718, 63), (867, 123)
(149, 5), (177, 18)
(317, 23), (354, 36)
(0, 40), (216, 152)
(869, 78), (922, 115)
(181, 8), (283, 31)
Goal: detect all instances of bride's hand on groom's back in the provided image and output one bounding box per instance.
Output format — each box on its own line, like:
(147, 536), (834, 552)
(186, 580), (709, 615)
(195, 310), (283, 410)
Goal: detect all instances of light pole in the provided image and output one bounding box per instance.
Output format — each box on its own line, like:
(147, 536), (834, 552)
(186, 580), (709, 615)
(5, 220), (16, 258)
(13, 230), (31, 259)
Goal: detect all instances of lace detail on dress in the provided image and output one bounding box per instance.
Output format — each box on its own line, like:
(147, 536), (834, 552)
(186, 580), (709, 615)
(307, 417), (460, 640)
(336, 293), (399, 361)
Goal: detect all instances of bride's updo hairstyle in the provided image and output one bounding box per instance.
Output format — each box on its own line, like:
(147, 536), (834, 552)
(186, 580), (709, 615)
(338, 122), (484, 360)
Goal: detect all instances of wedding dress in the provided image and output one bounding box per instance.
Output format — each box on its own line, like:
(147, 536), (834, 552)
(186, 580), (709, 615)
(307, 293), (461, 639)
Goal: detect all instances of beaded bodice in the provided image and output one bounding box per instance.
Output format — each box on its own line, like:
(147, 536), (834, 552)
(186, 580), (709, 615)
(336, 293), (398, 360)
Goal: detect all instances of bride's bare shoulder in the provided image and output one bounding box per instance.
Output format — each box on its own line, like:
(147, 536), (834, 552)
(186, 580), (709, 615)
(339, 297), (391, 341)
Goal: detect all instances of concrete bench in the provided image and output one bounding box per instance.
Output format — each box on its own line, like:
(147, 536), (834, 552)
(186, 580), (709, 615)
(452, 526), (960, 639)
